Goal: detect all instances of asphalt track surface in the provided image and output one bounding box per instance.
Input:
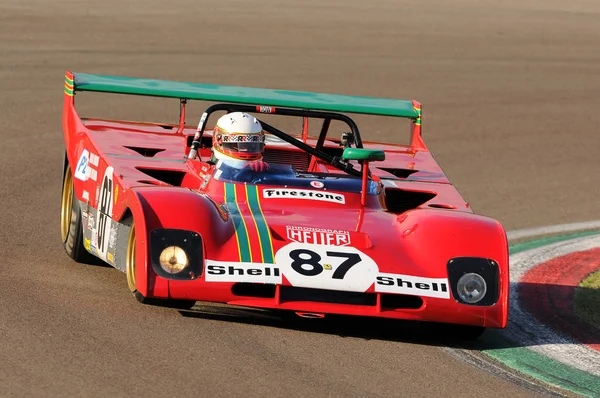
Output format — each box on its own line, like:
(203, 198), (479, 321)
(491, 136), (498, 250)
(1, 0), (599, 396)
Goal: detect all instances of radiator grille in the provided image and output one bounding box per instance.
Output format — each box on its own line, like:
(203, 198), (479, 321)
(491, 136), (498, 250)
(263, 148), (310, 172)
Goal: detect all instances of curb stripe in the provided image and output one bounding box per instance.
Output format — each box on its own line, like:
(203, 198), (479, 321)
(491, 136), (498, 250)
(508, 233), (600, 377)
(484, 346), (600, 396)
(246, 185), (275, 264)
(475, 231), (600, 397)
(520, 248), (600, 352)
(224, 183), (251, 262)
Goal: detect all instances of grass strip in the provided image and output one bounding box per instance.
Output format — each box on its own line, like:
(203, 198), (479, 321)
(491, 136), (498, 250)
(574, 270), (600, 329)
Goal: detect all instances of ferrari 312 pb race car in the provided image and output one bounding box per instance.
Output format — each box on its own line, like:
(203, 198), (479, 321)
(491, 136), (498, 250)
(60, 71), (509, 339)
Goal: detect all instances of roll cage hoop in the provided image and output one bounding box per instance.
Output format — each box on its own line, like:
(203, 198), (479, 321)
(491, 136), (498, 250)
(187, 103), (364, 177)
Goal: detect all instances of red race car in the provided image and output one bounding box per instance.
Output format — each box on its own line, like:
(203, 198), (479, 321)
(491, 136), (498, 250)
(61, 71), (508, 339)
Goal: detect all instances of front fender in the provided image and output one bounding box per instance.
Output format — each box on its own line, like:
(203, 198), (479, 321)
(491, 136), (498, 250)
(394, 209), (509, 327)
(124, 186), (230, 298)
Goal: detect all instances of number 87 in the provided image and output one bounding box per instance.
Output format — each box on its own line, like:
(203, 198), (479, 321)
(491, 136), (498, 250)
(289, 249), (361, 280)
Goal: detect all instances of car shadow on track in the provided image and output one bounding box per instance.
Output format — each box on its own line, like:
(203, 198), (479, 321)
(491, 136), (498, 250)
(462, 282), (600, 351)
(178, 281), (600, 350)
(179, 305), (479, 347)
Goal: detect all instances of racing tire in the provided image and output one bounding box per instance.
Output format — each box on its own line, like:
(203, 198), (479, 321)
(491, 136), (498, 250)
(420, 321), (486, 341)
(126, 220), (196, 310)
(61, 163), (96, 264)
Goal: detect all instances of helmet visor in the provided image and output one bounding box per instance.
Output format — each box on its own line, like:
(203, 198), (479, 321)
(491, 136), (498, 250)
(222, 142), (265, 155)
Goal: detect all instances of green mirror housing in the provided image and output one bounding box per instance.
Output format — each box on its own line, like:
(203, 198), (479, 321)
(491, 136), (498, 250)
(342, 148), (385, 162)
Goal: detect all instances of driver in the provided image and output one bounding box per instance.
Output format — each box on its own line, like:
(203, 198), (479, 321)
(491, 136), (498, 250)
(211, 112), (269, 172)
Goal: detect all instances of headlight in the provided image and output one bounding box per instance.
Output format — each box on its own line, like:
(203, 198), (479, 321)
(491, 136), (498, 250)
(159, 246), (189, 274)
(447, 257), (499, 306)
(456, 273), (487, 304)
(150, 229), (203, 280)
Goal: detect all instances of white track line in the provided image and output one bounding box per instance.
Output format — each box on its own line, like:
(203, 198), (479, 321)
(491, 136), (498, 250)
(507, 221), (600, 241)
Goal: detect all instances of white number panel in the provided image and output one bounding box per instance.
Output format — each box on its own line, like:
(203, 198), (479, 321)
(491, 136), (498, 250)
(275, 243), (379, 292)
(95, 166), (114, 261)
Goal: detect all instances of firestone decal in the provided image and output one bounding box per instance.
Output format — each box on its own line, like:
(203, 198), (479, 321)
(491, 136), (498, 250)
(286, 225), (350, 246)
(262, 189), (345, 204)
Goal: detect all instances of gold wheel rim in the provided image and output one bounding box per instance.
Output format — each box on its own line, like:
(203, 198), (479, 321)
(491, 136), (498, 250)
(126, 222), (136, 292)
(60, 166), (73, 243)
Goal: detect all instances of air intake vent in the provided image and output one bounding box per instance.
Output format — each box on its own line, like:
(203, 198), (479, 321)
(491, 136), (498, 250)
(136, 167), (186, 186)
(384, 188), (436, 214)
(263, 148), (310, 172)
(380, 294), (423, 309)
(377, 167), (418, 179)
(124, 146), (165, 157)
(280, 286), (377, 306)
(232, 283), (276, 298)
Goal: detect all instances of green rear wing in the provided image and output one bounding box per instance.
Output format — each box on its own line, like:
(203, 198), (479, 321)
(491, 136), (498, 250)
(65, 71), (420, 119)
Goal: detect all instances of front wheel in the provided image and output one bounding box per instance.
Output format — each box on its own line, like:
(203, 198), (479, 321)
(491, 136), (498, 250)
(125, 220), (196, 310)
(61, 163), (96, 263)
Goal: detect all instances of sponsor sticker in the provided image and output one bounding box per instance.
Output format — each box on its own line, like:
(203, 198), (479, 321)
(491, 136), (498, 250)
(375, 272), (450, 299)
(89, 153), (99, 167)
(262, 189), (345, 204)
(95, 185), (100, 207)
(74, 150), (100, 182)
(82, 190), (89, 201)
(205, 260), (282, 284)
(310, 181), (324, 189)
(257, 105), (274, 113)
(108, 227), (117, 249)
(200, 174), (211, 189)
(74, 150), (90, 181)
(286, 225), (351, 246)
(91, 228), (98, 251)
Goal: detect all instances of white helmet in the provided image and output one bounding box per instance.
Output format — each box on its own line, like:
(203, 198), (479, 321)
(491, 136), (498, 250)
(212, 112), (265, 162)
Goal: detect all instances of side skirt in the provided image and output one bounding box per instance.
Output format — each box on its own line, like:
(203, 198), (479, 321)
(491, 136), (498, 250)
(79, 200), (131, 273)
